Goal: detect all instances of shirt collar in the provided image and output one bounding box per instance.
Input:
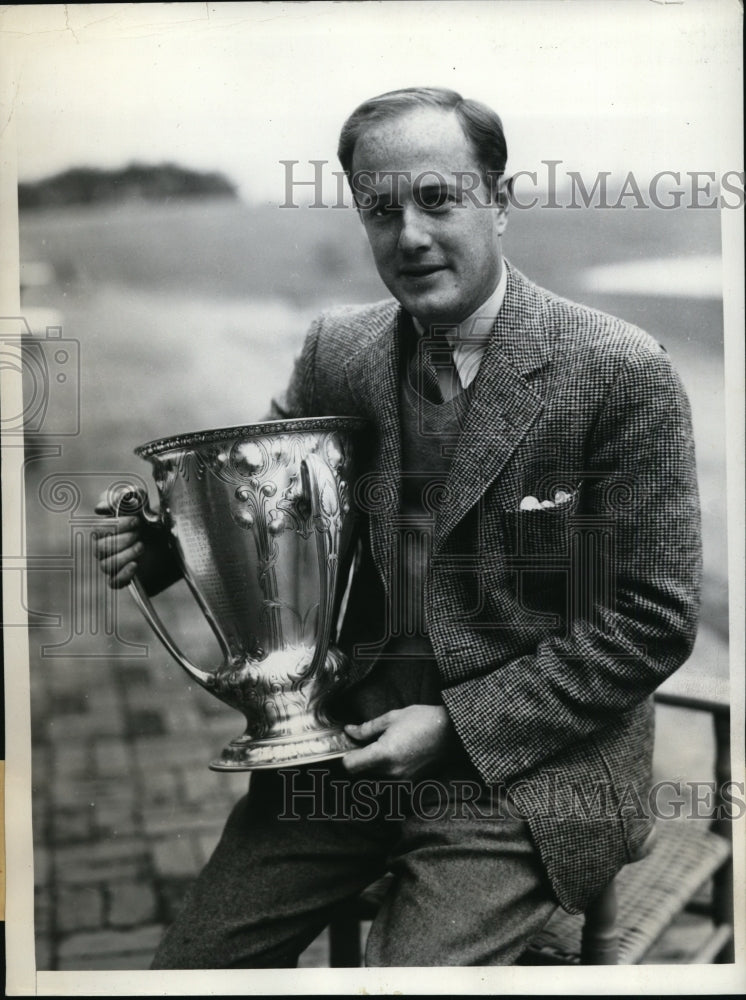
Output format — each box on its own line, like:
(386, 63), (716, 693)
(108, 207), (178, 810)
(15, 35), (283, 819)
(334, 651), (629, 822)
(411, 263), (508, 389)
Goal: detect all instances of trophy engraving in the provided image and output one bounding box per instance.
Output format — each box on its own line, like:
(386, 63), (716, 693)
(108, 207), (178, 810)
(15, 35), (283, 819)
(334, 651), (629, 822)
(123, 417), (368, 770)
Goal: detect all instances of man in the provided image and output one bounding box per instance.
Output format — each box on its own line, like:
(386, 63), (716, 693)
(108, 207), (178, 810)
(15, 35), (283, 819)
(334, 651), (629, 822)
(95, 87), (701, 967)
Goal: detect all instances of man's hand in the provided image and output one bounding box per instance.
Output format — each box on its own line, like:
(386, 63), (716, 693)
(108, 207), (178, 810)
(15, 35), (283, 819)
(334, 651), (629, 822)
(93, 490), (182, 594)
(342, 704), (458, 779)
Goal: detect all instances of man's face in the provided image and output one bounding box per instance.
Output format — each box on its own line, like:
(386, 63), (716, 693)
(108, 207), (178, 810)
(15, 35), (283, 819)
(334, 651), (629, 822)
(351, 107), (508, 327)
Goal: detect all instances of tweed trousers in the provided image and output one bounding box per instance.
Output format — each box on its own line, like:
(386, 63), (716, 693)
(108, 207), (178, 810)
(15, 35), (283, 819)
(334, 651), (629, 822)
(151, 661), (558, 968)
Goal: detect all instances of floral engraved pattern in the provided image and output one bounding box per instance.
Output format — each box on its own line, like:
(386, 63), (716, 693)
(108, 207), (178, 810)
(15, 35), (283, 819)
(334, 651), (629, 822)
(135, 419), (366, 767)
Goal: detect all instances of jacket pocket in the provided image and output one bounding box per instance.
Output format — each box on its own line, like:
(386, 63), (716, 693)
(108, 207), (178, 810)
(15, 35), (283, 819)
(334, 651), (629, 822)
(499, 492), (578, 620)
(501, 489), (579, 558)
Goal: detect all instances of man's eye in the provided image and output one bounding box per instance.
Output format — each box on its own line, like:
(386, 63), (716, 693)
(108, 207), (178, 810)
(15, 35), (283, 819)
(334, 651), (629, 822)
(416, 188), (457, 211)
(371, 200), (402, 218)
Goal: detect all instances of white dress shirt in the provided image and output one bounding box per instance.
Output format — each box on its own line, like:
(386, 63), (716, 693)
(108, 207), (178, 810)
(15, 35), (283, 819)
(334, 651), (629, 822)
(412, 263), (508, 396)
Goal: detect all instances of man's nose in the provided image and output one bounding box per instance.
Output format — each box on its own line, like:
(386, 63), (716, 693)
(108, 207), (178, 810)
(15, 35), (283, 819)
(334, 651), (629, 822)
(398, 205), (433, 253)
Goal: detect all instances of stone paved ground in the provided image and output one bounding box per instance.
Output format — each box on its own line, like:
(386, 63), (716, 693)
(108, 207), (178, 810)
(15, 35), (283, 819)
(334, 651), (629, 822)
(28, 562), (731, 972)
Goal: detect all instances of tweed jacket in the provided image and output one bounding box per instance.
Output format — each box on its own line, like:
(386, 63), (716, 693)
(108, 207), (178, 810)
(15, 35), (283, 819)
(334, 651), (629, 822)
(268, 260), (702, 913)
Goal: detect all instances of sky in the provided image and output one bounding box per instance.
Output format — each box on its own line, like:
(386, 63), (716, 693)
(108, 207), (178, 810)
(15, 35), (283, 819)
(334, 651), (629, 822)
(2, 1), (742, 204)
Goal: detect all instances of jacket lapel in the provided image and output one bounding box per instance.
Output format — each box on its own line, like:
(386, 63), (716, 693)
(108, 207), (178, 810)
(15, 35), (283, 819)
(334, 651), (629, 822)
(342, 263), (558, 571)
(344, 311), (402, 584)
(433, 262), (555, 552)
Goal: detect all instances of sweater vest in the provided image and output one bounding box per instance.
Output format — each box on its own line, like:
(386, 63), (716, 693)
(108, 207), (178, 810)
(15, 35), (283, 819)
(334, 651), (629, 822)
(359, 346), (474, 709)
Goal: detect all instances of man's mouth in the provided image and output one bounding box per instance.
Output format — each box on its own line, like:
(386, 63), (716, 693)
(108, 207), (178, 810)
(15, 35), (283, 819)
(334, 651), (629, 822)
(399, 264), (445, 278)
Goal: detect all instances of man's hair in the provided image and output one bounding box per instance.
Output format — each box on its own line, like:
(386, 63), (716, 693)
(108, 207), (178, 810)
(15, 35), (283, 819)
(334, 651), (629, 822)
(337, 86), (508, 189)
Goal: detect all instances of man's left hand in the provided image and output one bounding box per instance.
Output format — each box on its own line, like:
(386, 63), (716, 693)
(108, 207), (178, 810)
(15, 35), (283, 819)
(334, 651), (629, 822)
(342, 705), (457, 779)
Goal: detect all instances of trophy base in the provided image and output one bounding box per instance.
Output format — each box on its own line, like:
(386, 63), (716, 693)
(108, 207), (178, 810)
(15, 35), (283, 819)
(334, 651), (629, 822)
(208, 727), (356, 771)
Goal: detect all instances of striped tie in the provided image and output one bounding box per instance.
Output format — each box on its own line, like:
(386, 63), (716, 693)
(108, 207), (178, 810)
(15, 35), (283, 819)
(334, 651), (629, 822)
(411, 335), (460, 403)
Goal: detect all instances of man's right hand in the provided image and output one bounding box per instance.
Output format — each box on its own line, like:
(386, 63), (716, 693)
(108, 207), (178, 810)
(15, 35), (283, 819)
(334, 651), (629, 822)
(93, 490), (182, 594)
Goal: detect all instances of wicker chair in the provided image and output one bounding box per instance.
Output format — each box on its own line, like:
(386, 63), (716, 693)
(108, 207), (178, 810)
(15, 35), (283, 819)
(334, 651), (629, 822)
(328, 664), (733, 966)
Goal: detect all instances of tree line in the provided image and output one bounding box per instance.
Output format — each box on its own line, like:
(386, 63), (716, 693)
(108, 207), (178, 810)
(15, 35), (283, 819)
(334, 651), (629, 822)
(19, 163), (238, 209)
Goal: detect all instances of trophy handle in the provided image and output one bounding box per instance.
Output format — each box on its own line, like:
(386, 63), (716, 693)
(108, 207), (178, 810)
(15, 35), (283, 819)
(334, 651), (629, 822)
(114, 488), (214, 690)
(300, 453), (344, 678)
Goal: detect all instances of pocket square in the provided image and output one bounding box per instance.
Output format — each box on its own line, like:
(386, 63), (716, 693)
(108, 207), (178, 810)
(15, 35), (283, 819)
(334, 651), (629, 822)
(519, 489), (574, 511)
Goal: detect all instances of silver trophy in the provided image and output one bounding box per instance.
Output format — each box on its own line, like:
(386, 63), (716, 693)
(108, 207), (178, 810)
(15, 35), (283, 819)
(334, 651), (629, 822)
(123, 417), (368, 770)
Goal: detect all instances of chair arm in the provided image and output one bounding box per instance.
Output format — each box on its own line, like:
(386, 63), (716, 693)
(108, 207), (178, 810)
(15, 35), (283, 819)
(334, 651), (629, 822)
(654, 661), (729, 717)
(654, 657), (734, 959)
